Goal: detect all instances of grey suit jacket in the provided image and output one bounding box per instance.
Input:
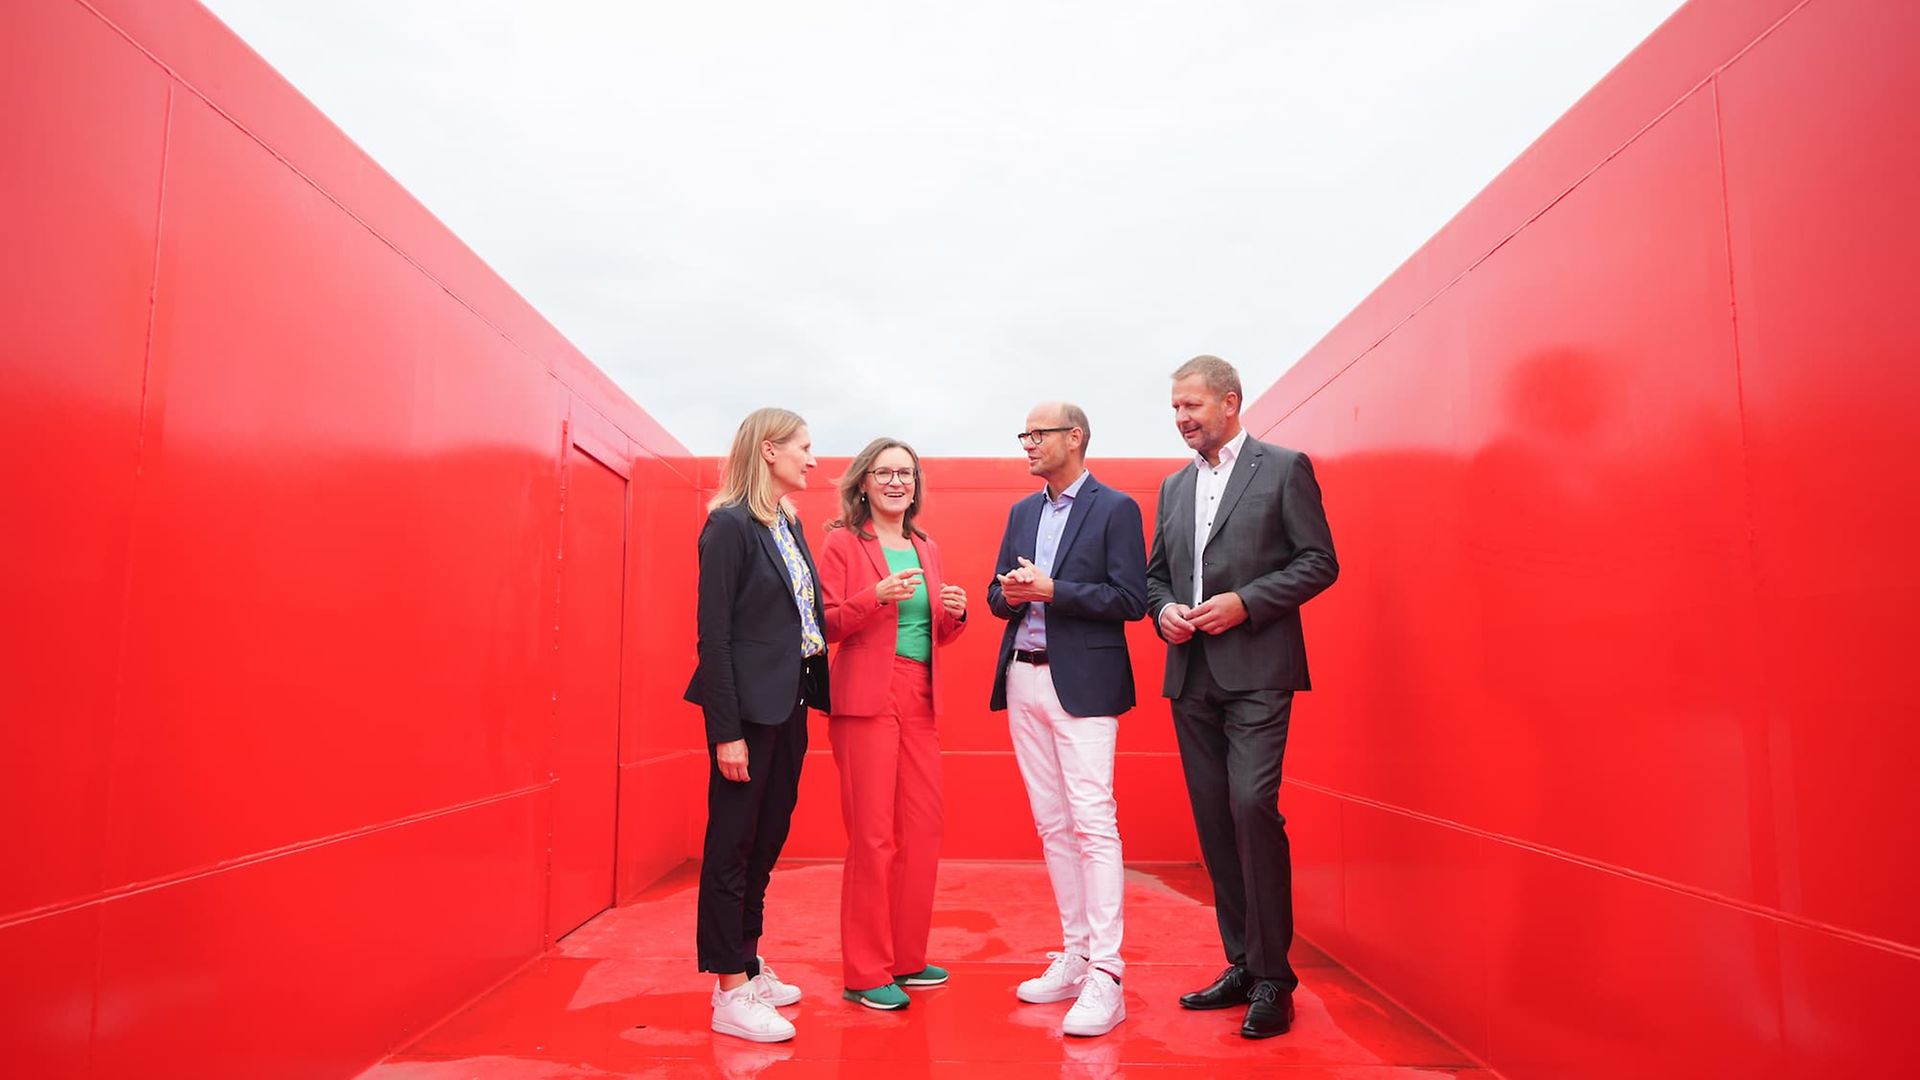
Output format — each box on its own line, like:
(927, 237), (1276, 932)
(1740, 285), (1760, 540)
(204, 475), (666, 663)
(1145, 435), (1338, 697)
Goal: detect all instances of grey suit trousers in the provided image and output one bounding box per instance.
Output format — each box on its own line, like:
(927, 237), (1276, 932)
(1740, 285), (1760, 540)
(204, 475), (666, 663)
(1170, 638), (1297, 992)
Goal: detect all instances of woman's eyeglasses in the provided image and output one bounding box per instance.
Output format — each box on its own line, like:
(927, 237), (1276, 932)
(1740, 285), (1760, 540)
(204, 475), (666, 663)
(868, 467), (917, 484)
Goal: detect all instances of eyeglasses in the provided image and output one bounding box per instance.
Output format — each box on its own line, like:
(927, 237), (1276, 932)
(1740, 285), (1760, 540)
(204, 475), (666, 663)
(867, 467), (917, 484)
(1016, 427), (1073, 447)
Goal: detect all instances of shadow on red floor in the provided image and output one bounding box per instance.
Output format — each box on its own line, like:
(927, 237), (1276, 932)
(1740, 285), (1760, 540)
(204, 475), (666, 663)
(361, 861), (1491, 1078)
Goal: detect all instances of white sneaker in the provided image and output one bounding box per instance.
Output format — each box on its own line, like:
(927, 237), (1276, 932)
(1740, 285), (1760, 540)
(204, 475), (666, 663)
(747, 956), (802, 1007)
(1016, 951), (1090, 1004)
(1061, 968), (1125, 1037)
(710, 982), (796, 1043)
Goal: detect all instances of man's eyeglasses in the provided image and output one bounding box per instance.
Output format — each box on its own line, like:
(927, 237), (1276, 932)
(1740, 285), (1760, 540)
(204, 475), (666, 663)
(868, 467), (917, 484)
(1016, 427), (1073, 447)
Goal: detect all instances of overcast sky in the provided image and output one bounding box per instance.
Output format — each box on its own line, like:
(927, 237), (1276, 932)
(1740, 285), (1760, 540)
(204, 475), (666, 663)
(202, 0), (1682, 456)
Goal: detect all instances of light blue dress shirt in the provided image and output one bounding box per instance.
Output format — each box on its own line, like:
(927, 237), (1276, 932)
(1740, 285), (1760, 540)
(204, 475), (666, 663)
(1012, 470), (1089, 651)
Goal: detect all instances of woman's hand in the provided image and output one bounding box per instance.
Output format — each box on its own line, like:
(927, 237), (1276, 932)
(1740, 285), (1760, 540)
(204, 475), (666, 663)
(940, 583), (968, 618)
(875, 566), (924, 604)
(716, 738), (750, 782)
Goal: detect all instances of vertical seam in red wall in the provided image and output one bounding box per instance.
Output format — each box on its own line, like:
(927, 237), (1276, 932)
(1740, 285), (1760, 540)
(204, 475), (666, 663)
(608, 469), (633, 906)
(1710, 68), (1800, 1064)
(541, 410), (573, 948)
(84, 77), (176, 1074)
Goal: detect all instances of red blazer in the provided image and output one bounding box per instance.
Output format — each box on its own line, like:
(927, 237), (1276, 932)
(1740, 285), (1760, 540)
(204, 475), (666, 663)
(819, 524), (967, 717)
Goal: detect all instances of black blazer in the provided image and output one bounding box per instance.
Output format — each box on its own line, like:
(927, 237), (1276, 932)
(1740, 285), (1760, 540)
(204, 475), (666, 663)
(1146, 436), (1338, 696)
(987, 472), (1149, 717)
(684, 502), (830, 744)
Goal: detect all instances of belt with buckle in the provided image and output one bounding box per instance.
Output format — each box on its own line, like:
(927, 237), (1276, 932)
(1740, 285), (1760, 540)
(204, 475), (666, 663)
(1011, 649), (1049, 665)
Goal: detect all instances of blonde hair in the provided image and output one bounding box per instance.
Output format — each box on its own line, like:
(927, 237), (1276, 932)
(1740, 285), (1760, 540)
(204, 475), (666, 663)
(710, 407), (808, 525)
(829, 437), (928, 541)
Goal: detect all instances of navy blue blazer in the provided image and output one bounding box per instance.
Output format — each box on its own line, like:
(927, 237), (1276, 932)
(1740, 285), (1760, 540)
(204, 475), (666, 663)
(986, 472), (1149, 717)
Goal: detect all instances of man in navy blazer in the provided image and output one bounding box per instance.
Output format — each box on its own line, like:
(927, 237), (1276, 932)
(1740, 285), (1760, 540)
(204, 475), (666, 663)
(988, 401), (1148, 1038)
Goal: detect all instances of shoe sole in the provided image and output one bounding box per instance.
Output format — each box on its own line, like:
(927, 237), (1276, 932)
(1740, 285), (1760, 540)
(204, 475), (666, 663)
(711, 1020), (795, 1043)
(1178, 997), (1245, 1010)
(899, 977), (948, 988)
(1062, 1011), (1125, 1037)
(842, 990), (909, 1011)
(1016, 984), (1083, 1004)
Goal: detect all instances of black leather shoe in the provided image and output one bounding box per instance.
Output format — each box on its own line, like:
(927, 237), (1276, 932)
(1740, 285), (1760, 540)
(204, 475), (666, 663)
(1178, 964), (1251, 1010)
(1240, 980), (1296, 1039)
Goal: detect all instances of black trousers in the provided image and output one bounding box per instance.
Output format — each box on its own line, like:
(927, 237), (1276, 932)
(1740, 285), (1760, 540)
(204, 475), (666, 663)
(1170, 640), (1297, 992)
(696, 700), (808, 974)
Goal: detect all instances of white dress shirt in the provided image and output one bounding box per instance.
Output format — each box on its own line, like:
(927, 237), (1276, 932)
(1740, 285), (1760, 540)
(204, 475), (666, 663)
(1191, 428), (1248, 606)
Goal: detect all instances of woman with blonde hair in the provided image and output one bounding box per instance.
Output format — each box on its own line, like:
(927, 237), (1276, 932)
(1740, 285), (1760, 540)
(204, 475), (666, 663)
(817, 437), (968, 1010)
(684, 407), (830, 1043)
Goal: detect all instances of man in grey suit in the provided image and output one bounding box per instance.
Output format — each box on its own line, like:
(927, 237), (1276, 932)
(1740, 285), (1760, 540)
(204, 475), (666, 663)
(1145, 355), (1338, 1039)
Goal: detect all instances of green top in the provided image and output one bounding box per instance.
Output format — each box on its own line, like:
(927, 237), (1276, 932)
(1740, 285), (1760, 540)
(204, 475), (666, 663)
(883, 544), (932, 663)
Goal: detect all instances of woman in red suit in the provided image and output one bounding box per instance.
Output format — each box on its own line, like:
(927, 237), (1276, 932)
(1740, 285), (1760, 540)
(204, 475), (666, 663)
(818, 437), (969, 1010)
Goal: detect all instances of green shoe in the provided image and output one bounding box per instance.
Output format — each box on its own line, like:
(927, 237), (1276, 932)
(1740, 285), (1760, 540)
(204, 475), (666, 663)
(896, 965), (950, 988)
(843, 983), (911, 1010)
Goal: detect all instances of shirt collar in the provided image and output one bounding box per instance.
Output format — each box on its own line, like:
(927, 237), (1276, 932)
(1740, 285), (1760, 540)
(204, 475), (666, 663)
(1043, 469), (1091, 505)
(1195, 428), (1249, 471)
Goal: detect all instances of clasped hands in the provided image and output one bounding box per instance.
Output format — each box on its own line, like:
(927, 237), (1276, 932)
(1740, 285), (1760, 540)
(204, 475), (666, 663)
(1157, 592), (1247, 643)
(877, 566), (967, 618)
(996, 556), (1054, 605)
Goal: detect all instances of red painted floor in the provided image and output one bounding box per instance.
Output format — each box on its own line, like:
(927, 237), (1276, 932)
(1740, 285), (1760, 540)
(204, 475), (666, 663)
(361, 861), (1491, 1078)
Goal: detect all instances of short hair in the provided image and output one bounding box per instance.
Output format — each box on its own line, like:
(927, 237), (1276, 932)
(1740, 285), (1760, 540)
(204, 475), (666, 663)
(1171, 355), (1242, 401)
(1059, 402), (1091, 453)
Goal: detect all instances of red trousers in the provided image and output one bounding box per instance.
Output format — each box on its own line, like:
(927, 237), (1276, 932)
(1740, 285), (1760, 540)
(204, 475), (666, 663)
(828, 655), (943, 990)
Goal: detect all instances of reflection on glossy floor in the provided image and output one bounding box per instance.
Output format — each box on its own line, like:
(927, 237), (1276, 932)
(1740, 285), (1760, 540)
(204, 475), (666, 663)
(362, 861), (1490, 1078)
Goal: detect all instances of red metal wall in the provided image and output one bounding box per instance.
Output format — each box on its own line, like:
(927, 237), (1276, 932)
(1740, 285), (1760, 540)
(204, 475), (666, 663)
(1, 1), (703, 1075)
(1247, 0), (1916, 1075)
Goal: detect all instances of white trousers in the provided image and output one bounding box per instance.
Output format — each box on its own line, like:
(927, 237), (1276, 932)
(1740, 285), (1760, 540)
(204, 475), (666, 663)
(1005, 660), (1125, 978)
